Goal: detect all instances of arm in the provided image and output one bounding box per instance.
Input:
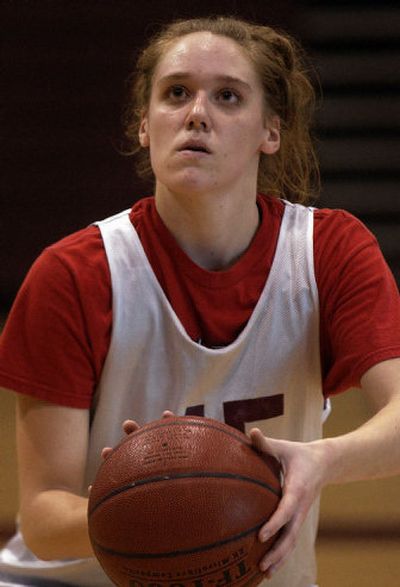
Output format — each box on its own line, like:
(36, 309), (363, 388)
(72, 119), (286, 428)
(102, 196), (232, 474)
(16, 393), (93, 560)
(250, 357), (400, 578)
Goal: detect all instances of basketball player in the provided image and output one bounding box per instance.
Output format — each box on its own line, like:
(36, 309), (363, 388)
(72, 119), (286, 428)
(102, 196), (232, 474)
(0, 16), (399, 587)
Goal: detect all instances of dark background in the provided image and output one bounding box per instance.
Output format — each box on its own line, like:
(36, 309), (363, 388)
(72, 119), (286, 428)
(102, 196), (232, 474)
(2, 0), (399, 311)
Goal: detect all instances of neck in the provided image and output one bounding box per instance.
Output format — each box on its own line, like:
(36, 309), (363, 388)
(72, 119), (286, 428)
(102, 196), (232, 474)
(155, 185), (260, 271)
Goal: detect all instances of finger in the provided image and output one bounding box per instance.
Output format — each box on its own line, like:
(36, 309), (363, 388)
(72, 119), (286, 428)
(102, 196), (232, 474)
(162, 410), (175, 418)
(88, 484), (92, 496)
(101, 446), (113, 460)
(259, 512), (304, 575)
(122, 419), (140, 435)
(249, 428), (281, 460)
(258, 489), (298, 543)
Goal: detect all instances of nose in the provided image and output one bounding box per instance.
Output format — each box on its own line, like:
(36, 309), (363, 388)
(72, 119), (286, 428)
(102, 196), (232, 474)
(185, 92), (211, 132)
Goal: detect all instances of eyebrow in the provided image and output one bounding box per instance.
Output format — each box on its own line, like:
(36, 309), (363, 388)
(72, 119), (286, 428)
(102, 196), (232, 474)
(157, 72), (252, 91)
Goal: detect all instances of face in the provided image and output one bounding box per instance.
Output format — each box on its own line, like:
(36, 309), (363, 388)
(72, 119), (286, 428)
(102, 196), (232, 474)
(139, 32), (280, 197)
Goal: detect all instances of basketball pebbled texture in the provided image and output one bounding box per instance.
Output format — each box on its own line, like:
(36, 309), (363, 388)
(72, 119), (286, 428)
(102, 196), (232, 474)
(88, 415), (282, 587)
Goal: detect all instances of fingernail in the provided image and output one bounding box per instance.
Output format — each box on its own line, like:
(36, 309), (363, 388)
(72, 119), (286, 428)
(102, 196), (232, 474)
(260, 561), (268, 573)
(260, 530), (270, 543)
(268, 564), (277, 578)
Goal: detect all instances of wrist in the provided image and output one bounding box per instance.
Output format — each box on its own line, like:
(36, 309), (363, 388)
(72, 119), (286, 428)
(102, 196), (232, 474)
(308, 437), (341, 488)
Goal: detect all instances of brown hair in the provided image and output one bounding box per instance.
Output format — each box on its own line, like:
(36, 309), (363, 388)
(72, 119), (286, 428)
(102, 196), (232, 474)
(123, 16), (320, 204)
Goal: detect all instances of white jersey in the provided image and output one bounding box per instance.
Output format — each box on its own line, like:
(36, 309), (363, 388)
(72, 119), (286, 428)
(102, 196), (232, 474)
(0, 200), (323, 587)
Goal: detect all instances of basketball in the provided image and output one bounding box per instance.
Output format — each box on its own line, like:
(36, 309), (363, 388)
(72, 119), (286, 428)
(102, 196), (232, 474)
(88, 416), (282, 587)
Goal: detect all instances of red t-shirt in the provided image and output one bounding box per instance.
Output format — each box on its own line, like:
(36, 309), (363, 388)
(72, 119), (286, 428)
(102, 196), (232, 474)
(0, 194), (399, 408)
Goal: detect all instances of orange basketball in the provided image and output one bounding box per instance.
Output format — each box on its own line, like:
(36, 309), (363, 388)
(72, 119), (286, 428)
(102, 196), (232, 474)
(88, 416), (281, 587)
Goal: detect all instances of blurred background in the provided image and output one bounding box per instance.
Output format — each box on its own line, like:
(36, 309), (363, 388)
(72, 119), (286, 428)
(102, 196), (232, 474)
(1, 1), (399, 585)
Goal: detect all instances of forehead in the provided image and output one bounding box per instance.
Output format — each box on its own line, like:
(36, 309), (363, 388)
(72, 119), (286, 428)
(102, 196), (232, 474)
(153, 31), (260, 87)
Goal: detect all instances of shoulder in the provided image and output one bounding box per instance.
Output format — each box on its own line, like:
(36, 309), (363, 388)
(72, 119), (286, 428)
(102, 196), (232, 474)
(311, 207), (400, 395)
(46, 224), (106, 269)
(312, 207), (381, 281)
(13, 225), (109, 315)
(313, 206), (377, 242)
(259, 198), (380, 270)
(35, 202), (151, 281)
(12, 220), (116, 336)
(0, 224), (114, 408)
(38, 200), (153, 286)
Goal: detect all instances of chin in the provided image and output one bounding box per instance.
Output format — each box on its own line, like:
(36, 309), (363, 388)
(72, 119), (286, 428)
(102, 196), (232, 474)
(160, 171), (219, 196)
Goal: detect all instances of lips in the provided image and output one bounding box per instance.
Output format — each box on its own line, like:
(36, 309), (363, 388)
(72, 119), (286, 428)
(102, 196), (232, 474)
(178, 140), (211, 154)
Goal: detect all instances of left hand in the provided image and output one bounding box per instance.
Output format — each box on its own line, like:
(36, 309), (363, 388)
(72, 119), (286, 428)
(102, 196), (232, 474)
(100, 419), (140, 460)
(249, 428), (328, 579)
(100, 411), (176, 460)
(88, 411), (176, 495)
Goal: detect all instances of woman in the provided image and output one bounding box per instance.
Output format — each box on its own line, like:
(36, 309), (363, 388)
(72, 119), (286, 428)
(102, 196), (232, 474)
(0, 16), (399, 587)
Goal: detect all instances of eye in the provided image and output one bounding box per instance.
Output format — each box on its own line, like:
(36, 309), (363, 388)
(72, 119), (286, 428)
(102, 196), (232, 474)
(217, 89), (241, 105)
(166, 85), (189, 101)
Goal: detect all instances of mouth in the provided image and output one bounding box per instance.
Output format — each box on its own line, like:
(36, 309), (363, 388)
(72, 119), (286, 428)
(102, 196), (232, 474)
(178, 142), (211, 154)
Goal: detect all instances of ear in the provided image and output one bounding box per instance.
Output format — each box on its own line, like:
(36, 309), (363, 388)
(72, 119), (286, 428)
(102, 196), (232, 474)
(139, 115), (150, 148)
(260, 115), (280, 155)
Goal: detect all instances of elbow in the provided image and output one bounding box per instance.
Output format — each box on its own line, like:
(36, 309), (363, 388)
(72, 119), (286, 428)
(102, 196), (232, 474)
(20, 521), (57, 561)
(19, 493), (92, 560)
(19, 504), (66, 561)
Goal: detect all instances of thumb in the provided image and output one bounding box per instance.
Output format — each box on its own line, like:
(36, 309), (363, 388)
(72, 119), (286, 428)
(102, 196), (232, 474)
(249, 428), (287, 461)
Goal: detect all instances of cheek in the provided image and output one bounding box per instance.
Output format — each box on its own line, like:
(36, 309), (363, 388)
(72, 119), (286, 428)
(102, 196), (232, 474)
(222, 130), (262, 162)
(149, 109), (179, 137)
(227, 114), (265, 145)
(146, 119), (169, 164)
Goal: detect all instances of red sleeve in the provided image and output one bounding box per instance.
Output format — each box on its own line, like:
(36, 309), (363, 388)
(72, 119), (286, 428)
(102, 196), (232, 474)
(0, 226), (111, 408)
(314, 208), (400, 396)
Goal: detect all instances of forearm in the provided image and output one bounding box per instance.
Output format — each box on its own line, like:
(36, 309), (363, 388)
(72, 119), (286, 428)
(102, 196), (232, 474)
(20, 489), (93, 560)
(320, 396), (400, 486)
(251, 360), (400, 577)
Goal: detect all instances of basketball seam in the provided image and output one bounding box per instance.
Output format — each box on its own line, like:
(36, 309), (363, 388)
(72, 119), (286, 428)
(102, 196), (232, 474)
(91, 519), (267, 559)
(88, 471), (281, 516)
(116, 419), (250, 450)
(107, 418), (279, 479)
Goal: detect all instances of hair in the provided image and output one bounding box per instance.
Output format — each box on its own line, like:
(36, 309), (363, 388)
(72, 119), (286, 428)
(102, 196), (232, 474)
(123, 16), (320, 204)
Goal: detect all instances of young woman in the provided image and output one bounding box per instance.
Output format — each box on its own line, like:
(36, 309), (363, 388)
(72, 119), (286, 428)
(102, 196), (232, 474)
(0, 16), (399, 587)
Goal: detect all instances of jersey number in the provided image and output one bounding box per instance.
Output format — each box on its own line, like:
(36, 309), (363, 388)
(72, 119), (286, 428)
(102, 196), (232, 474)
(185, 395), (284, 432)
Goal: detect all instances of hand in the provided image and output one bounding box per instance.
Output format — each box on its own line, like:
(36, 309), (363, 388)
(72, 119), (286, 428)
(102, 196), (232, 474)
(87, 411), (176, 495)
(249, 428), (327, 580)
(100, 411), (176, 460)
